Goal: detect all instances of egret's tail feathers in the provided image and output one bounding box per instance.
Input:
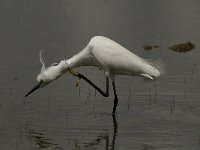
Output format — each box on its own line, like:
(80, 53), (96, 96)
(153, 58), (165, 76)
(145, 58), (165, 76)
(140, 73), (154, 80)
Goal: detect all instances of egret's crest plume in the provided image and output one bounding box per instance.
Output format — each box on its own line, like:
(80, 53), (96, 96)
(40, 50), (46, 72)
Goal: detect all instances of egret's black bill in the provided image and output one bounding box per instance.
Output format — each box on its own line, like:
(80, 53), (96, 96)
(25, 81), (42, 97)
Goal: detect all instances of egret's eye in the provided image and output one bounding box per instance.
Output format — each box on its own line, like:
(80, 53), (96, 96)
(51, 63), (58, 66)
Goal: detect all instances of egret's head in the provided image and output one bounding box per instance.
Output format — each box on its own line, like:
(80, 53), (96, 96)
(37, 60), (67, 86)
(25, 51), (68, 97)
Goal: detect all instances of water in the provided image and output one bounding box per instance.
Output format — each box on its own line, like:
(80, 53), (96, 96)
(0, 0), (200, 149)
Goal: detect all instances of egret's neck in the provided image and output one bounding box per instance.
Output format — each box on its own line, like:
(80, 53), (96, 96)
(65, 56), (78, 69)
(66, 47), (92, 69)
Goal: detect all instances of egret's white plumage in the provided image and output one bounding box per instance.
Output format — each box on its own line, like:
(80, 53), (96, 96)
(26, 36), (161, 114)
(66, 36), (160, 79)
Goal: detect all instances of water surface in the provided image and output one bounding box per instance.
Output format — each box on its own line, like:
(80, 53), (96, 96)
(0, 0), (200, 149)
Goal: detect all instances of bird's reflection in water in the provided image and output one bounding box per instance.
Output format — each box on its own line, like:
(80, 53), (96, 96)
(82, 114), (118, 150)
(25, 126), (63, 150)
(24, 115), (118, 150)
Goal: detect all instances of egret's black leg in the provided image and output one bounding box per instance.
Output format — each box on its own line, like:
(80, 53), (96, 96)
(111, 114), (118, 149)
(112, 81), (118, 114)
(77, 73), (109, 97)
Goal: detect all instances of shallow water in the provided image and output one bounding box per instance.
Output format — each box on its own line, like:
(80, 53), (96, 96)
(0, 0), (200, 149)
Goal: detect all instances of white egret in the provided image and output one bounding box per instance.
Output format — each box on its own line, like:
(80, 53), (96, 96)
(25, 36), (161, 114)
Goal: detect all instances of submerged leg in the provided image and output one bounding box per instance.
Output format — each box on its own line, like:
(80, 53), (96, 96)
(112, 81), (118, 114)
(77, 73), (109, 97)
